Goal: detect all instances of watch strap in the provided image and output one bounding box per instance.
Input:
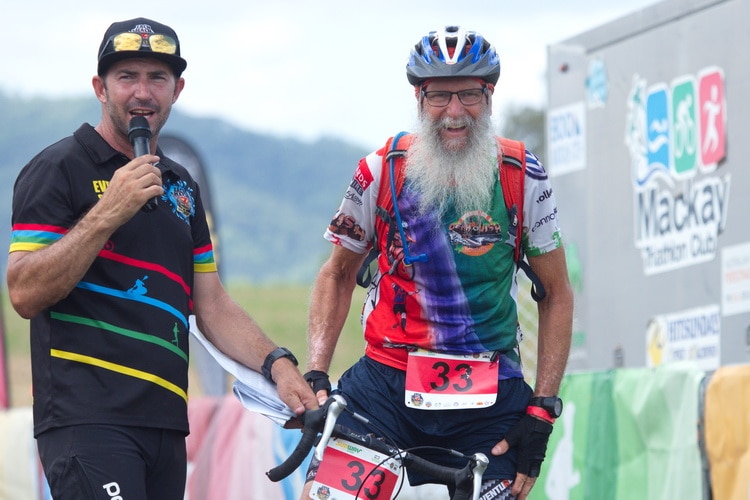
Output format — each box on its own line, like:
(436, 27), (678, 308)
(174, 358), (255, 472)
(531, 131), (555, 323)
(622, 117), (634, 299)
(527, 405), (556, 423)
(528, 396), (563, 418)
(262, 347), (299, 384)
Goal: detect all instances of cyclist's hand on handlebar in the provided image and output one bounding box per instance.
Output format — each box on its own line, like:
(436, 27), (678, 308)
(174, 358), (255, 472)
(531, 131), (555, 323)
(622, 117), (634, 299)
(491, 413), (553, 499)
(304, 370), (332, 404)
(272, 360), (319, 417)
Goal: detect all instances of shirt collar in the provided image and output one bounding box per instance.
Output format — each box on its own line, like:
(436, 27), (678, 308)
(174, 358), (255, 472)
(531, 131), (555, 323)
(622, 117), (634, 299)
(73, 122), (177, 177)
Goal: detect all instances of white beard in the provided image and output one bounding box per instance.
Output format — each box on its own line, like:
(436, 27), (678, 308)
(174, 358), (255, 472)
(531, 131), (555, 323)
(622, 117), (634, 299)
(406, 110), (498, 219)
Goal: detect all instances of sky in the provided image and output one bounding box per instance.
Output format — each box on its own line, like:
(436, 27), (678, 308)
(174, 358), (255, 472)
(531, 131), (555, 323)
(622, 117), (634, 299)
(2, 0), (660, 150)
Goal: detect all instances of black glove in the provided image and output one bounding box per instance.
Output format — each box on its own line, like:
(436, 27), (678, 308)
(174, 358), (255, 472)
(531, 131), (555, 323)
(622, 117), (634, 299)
(502, 414), (553, 477)
(303, 370), (331, 395)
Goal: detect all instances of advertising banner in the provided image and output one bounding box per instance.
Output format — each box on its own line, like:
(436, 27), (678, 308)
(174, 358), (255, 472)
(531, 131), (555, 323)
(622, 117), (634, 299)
(532, 364), (705, 499)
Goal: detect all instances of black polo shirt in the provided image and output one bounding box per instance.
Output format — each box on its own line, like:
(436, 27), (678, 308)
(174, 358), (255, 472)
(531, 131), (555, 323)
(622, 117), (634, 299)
(10, 123), (215, 436)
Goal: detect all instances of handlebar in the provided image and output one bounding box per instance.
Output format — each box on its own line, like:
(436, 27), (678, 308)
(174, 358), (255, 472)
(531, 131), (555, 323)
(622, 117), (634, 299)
(352, 432), (488, 500)
(265, 395), (346, 482)
(266, 395), (488, 500)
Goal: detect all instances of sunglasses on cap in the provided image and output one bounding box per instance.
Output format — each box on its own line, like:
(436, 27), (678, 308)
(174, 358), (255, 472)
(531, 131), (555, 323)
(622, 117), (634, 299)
(99, 32), (178, 58)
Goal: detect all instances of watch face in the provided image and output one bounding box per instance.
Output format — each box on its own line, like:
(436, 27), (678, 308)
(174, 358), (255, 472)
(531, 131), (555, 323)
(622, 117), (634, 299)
(532, 396), (563, 418)
(262, 347), (298, 383)
(551, 398), (563, 417)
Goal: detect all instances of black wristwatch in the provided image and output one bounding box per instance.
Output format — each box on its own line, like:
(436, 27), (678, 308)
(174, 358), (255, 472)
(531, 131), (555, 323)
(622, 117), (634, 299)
(261, 347), (299, 384)
(529, 396), (563, 419)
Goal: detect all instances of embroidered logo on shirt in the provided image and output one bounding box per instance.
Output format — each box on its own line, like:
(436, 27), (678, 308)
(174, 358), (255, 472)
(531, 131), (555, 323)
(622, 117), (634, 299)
(163, 179), (195, 223)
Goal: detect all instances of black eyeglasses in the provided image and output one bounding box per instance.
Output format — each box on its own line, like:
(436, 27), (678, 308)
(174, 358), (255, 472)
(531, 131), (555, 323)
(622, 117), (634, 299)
(100, 32), (178, 58)
(421, 88), (487, 107)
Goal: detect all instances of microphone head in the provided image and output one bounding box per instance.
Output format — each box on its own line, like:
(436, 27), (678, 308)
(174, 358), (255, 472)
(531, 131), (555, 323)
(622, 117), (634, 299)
(128, 116), (152, 141)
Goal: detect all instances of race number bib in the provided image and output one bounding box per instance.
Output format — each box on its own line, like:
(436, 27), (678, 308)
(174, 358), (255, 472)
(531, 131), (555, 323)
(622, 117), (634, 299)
(310, 437), (401, 500)
(404, 349), (498, 410)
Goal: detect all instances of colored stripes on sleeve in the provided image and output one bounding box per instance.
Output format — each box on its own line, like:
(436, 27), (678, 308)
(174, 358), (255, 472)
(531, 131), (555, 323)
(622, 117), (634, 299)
(9, 224), (67, 252)
(194, 243), (217, 273)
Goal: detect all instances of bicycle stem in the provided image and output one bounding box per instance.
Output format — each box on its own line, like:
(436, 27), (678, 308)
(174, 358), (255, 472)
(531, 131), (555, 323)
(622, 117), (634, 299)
(471, 453), (489, 500)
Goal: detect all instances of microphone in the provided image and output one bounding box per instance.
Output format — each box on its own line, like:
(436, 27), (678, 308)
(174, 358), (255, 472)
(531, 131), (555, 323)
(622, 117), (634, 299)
(128, 116), (157, 211)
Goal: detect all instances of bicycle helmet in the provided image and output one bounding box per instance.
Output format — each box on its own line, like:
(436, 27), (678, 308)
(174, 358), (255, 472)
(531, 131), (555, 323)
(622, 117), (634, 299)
(406, 26), (500, 86)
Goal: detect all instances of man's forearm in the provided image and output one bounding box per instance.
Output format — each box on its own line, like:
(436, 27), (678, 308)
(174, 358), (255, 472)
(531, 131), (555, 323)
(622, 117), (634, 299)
(306, 246), (364, 372)
(7, 209), (118, 318)
(306, 273), (353, 373)
(533, 291), (574, 396)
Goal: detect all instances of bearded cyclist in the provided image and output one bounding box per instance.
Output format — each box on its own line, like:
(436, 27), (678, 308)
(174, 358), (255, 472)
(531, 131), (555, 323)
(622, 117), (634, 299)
(302, 26), (574, 500)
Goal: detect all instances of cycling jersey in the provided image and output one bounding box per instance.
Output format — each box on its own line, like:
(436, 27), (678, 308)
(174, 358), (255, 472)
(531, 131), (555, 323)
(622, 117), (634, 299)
(324, 139), (561, 376)
(10, 123), (216, 437)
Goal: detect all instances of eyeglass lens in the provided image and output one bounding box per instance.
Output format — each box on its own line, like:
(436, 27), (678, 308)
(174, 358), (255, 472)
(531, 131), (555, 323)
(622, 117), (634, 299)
(423, 89), (485, 106)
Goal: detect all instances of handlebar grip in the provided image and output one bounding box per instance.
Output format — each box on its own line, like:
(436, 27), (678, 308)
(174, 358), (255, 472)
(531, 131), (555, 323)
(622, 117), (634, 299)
(266, 396), (345, 482)
(401, 453), (463, 484)
(266, 424), (319, 482)
(339, 425), (470, 485)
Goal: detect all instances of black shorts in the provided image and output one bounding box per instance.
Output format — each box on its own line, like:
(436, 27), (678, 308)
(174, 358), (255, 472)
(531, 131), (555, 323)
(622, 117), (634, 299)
(310, 356), (532, 486)
(36, 424), (186, 500)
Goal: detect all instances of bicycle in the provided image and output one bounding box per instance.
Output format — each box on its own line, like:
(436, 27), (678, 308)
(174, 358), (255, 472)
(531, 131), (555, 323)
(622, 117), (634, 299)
(267, 395), (490, 500)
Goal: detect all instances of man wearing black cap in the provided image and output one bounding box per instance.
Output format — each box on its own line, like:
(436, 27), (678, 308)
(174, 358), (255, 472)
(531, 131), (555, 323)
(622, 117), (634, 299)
(6, 18), (317, 499)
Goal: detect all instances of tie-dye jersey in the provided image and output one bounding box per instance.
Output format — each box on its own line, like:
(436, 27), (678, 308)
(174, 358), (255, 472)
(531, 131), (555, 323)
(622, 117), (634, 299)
(325, 139), (562, 378)
(8, 124), (215, 436)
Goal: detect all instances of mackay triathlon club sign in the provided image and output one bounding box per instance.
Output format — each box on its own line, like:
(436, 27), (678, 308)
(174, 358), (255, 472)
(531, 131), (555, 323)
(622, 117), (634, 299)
(625, 67), (729, 275)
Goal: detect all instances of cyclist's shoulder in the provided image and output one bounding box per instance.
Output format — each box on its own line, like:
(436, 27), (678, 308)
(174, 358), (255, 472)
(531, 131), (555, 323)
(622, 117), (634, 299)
(523, 150), (548, 180)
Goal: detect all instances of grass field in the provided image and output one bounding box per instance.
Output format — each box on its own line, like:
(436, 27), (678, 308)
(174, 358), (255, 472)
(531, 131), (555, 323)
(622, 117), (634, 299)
(1, 283), (367, 408)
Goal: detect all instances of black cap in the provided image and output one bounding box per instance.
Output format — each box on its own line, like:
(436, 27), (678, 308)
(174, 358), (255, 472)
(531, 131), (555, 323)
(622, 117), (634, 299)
(97, 17), (187, 77)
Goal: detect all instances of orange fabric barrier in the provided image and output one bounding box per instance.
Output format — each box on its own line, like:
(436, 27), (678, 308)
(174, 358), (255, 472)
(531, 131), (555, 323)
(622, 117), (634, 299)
(704, 364), (750, 500)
